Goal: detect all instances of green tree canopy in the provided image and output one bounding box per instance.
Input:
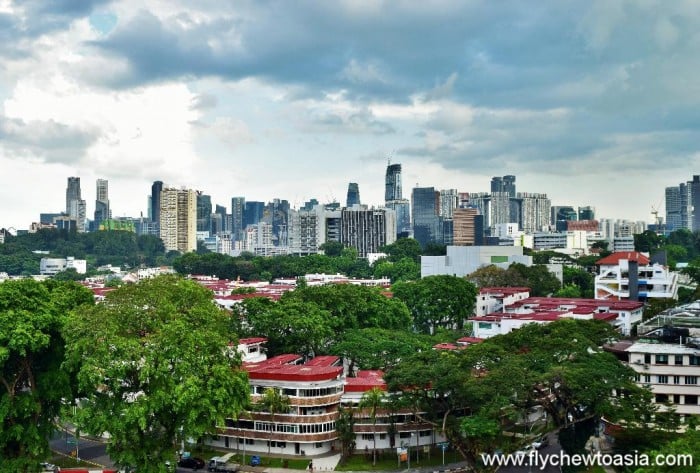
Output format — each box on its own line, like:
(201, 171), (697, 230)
(392, 275), (478, 333)
(379, 238), (422, 263)
(0, 280), (93, 472)
(64, 275), (250, 472)
(284, 284), (411, 332)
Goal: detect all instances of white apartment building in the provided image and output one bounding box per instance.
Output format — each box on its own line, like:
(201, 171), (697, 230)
(159, 187), (197, 253)
(595, 252), (678, 302)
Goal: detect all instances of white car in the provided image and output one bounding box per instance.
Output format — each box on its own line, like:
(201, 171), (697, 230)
(514, 445), (535, 457)
(40, 463), (60, 473)
(531, 436), (549, 449)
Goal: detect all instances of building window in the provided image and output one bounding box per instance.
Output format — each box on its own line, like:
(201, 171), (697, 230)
(361, 434), (374, 441)
(658, 375), (668, 384)
(478, 322), (492, 329)
(675, 355), (684, 365)
(685, 395), (698, 405)
(690, 355), (700, 366)
(643, 375), (651, 383)
(379, 434), (387, 440)
(634, 374), (640, 382)
(673, 376), (681, 384)
(674, 395), (681, 404)
(399, 432), (412, 439)
(656, 394), (668, 403)
(644, 354), (652, 364)
(315, 442), (323, 448)
(686, 376), (698, 385)
(655, 354), (668, 365)
(419, 430), (431, 437)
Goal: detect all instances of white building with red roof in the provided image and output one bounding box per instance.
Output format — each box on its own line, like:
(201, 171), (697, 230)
(209, 344), (445, 457)
(472, 292), (644, 337)
(595, 251), (678, 302)
(475, 287), (530, 316)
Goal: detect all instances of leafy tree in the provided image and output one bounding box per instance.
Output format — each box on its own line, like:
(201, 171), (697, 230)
(634, 429), (700, 473)
(507, 263), (561, 296)
(554, 283), (582, 298)
(286, 284), (412, 333)
(372, 257), (420, 283)
(332, 328), (433, 372)
(392, 275), (478, 333)
(53, 267), (85, 281)
(64, 276), (249, 473)
(590, 240), (612, 257)
(319, 241), (344, 257)
(0, 280), (93, 472)
(379, 238), (422, 263)
(243, 299), (334, 357)
(257, 388), (291, 459)
(635, 230), (665, 254)
(359, 387), (386, 465)
(467, 265), (516, 288)
(423, 243), (447, 256)
(563, 266), (594, 298)
(336, 407), (356, 460)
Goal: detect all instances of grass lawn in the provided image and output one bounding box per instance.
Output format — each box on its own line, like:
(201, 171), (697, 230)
(336, 449), (460, 471)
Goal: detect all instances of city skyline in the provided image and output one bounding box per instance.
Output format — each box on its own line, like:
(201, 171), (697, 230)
(2, 1), (700, 229)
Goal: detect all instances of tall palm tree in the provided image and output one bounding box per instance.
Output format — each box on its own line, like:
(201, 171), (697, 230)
(258, 387), (291, 460)
(359, 387), (386, 466)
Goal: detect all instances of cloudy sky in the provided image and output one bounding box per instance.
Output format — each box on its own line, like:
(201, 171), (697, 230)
(2, 0), (700, 229)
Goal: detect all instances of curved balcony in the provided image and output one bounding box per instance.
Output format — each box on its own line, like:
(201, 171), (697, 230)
(353, 421), (434, 433)
(251, 393), (343, 407)
(248, 411), (340, 424)
(217, 427), (337, 443)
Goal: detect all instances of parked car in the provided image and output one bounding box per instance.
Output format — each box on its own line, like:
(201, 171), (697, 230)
(40, 463), (59, 473)
(531, 436), (549, 449)
(514, 444), (535, 457)
(179, 457), (206, 470)
(250, 455), (261, 467)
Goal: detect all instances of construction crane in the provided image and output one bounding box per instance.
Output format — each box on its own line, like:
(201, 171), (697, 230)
(651, 203), (661, 226)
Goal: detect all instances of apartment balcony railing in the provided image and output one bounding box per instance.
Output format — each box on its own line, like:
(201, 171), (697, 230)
(247, 411), (340, 424)
(251, 393), (343, 407)
(353, 421), (434, 433)
(217, 427), (337, 443)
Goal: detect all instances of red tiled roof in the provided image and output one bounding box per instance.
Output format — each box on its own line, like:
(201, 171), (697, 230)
(596, 252), (650, 266)
(457, 337), (484, 344)
(304, 356), (340, 367)
(239, 337), (268, 345)
(345, 370), (386, 392)
(244, 354), (342, 382)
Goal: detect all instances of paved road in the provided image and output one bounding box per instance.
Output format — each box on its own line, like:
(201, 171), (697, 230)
(496, 432), (562, 473)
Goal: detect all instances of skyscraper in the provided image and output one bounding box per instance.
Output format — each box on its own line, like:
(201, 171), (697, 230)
(665, 184), (691, 232)
(94, 178), (110, 229)
(244, 201), (265, 229)
(340, 207), (396, 257)
(196, 192), (212, 233)
(452, 207), (483, 246)
(491, 175), (516, 197)
(231, 197), (245, 242)
(346, 182), (361, 207)
(411, 187), (441, 248)
(159, 187), (196, 252)
(385, 163), (403, 201)
(150, 181), (163, 224)
(385, 162), (410, 237)
(65, 177), (86, 232)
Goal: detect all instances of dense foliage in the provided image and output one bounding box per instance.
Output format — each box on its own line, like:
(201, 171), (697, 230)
(0, 229), (167, 275)
(63, 276), (250, 472)
(467, 263), (561, 296)
(385, 320), (656, 469)
(0, 280), (93, 473)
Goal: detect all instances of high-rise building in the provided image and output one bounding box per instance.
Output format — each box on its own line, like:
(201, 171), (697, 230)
(196, 192), (212, 233)
(159, 187), (196, 253)
(578, 206), (595, 221)
(439, 189), (459, 218)
(340, 208), (396, 257)
(244, 201), (265, 229)
(690, 176), (700, 231)
(491, 175), (516, 197)
(231, 197), (245, 241)
(665, 184), (692, 232)
(94, 178), (110, 230)
(516, 193), (551, 233)
(65, 177), (86, 232)
(385, 163), (403, 201)
(551, 206), (577, 232)
(150, 181), (163, 225)
(346, 183), (361, 207)
(412, 187), (441, 248)
(452, 207), (483, 246)
(263, 199), (290, 247)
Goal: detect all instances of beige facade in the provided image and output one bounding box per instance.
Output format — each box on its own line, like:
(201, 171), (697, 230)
(159, 187), (196, 253)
